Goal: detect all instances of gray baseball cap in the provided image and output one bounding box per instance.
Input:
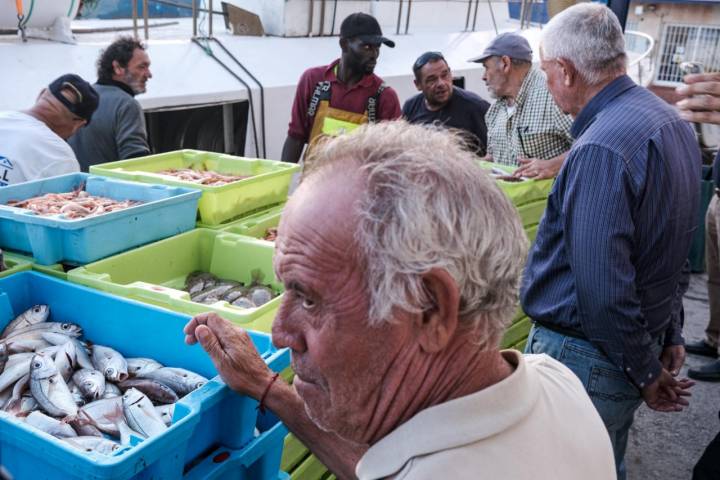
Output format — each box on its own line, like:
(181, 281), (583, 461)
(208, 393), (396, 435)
(468, 32), (533, 63)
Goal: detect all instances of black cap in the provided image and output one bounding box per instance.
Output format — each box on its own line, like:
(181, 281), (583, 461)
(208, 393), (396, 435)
(340, 13), (395, 48)
(48, 74), (99, 123)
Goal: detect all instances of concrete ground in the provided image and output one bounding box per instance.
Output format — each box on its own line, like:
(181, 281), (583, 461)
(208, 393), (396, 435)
(626, 274), (720, 480)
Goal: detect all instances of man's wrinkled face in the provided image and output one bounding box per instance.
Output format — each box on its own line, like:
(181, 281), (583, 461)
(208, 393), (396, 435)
(271, 167), (413, 443)
(540, 49), (572, 115)
(416, 59), (453, 109)
(343, 38), (381, 75)
(481, 56), (508, 99)
(115, 48), (152, 94)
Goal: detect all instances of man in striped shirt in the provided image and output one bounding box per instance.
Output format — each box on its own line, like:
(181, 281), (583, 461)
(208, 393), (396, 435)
(521, 4), (700, 480)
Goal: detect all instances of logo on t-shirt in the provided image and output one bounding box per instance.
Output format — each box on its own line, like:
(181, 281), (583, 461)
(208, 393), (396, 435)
(0, 155), (13, 187)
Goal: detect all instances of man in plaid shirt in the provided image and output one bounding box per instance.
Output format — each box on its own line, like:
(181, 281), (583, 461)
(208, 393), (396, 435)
(470, 33), (573, 179)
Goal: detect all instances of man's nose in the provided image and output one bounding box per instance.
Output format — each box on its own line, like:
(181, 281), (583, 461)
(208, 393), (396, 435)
(147, 69), (153, 79)
(271, 300), (307, 353)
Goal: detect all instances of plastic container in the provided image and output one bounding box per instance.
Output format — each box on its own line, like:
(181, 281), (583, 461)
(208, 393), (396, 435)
(0, 174), (201, 265)
(0, 272), (289, 480)
(203, 204), (285, 243)
(90, 150), (300, 226)
(0, 251), (33, 279)
(68, 229), (282, 333)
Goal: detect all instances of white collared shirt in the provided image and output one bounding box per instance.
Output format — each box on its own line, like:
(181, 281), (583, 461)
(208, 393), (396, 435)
(356, 350), (616, 480)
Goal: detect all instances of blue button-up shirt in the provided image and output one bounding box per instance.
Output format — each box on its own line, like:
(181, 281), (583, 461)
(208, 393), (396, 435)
(521, 75), (701, 387)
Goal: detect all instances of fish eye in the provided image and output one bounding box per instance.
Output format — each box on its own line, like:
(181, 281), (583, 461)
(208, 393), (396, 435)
(61, 324), (70, 330)
(33, 306), (41, 312)
(32, 361), (41, 368)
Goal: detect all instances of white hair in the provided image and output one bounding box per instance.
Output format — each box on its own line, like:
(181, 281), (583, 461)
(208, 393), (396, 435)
(541, 3), (627, 85)
(306, 121), (528, 348)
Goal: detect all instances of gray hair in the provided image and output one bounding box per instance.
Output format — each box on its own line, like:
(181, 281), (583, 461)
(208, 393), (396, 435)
(306, 121), (528, 348)
(541, 3), (627, 85)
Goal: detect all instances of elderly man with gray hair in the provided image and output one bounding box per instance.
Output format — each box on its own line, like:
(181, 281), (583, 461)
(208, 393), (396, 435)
(184, 121), (615, 479)
(521, 3), (700, 479)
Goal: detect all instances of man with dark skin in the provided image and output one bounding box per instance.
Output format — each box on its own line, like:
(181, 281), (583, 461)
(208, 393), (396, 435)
(403, 52), (490, 155)
(281, 12), (401, 164)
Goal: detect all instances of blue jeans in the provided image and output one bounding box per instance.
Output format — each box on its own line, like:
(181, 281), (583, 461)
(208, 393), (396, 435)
(525, 324), (653, 480)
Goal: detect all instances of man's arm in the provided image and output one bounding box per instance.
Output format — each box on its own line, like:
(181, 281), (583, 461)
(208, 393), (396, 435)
(378, 86), (402, 121)
(562, 146), (691, 410)
(184, 313), (365, 479)
(281, 136), (305, 164)
(115, 100), (150, 160)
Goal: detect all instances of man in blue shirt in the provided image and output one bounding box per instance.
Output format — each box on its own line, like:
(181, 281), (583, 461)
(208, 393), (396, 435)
(521, 4), (699, 479)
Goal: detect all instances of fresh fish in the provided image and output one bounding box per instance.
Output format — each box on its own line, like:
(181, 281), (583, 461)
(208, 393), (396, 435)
(115, 411), (142, 446)
(25, 410), (78, 438)
(126, 358), (163, 378)
(92, 345), (128, 382)
(223, 285), (249, 304)
(3, 322), (81, 341)
(42, 333), (93, 370)
(0, 353), (33, 392)
(4, 373), (29, 412)
(0, 386), (11, 407)
(185, 271), (218, 295)
(6, 394), (38, 416)
(76, 396), (123, 436)
(29, 352), (78, 418)
(68, 381), (85, 406)
(62, 436), (121, 455)
(140, 367), (208, 396)
(6, 338), (51, 354)
(103, 382), (122, 398)
(155, 404), (175, 426)
(118, 378), (179, 404)
(72, 369), (106, 401)
(248, 286), (274, 307)
(72, 420), (103, 437)
(122, 388), (167, 438)
(53, 341), (77, 382)
(191, 282), (239, 304)
(1, 305), (50, 338)
(0, 343), (8, 373)
(231, 297), (256, 309)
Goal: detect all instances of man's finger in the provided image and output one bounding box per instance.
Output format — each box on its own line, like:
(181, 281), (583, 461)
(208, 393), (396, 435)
(682, 72), (720, 85)
(196, 324), (226, 359)
(678, 110), (720, 125)
(676, 95), (720, 112)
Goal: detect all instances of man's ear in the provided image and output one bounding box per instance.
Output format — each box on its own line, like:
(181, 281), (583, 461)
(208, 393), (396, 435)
(500, 55), (512, 73)
(557, 58), (576, 88)
(414, 268), (460, 353)
(414, 77), (421, 91)
(112, 60), (124, 76)
(339, 37), (348, 53)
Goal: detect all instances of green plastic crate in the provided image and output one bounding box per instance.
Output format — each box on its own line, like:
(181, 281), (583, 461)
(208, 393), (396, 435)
(200, 203), (285, 241)
(0, 252), (33, 279)
(90, 150), (300, 226)
(67, 229), (282, 333)
(4, 251), (71, 280)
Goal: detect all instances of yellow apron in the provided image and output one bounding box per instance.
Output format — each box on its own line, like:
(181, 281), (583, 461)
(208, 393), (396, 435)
(304, 79), (386, 166)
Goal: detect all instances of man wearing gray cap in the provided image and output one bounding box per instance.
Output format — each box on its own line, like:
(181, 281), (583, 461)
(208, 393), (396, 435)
(470, 32), (573, 179)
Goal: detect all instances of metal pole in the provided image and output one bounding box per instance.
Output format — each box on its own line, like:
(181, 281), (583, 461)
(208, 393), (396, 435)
(142, 0), (149, 40)
(209, 0), (213, 37)
(396, 0), (404, 35)
(404, 0), (412, 35)
(192, 0), (197, 37)
(471, 0), (480, 31)
(319, 0), (326, 36)
(132, 0), (138, 39)
(487, 0), (498, 35)
(465, 0), (473, 31)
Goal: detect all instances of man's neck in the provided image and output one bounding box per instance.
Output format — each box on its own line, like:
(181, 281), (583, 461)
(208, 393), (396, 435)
(337, 59), (365, 87)
(23, 107), (62, 138)
(569, 72), (625, 117)
(359, 330), (515, 445)
(502, 65), (532, 106)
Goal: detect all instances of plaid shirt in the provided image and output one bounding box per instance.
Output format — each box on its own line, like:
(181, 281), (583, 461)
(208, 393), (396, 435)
(485, 67), (573, 166)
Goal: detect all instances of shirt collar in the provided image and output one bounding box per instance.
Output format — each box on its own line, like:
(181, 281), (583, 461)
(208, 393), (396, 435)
(324, 59), (376, 89)
(355, 350), (539, 479)
(97, 78), (136, 97)
(514, 66), (541, 107)
(571, 74), (636, 138)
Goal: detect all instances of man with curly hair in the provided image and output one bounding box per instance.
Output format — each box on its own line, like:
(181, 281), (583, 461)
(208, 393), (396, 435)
(69, 36), (152, 171)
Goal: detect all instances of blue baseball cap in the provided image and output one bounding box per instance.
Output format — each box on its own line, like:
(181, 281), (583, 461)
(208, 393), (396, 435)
(468, 32), (533, 63)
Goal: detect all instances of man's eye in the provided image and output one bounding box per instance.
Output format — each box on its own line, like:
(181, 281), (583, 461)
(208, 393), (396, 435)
(302, 297), (316, 310)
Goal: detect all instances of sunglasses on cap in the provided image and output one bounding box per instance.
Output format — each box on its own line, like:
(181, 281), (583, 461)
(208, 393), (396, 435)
(413, 51), (446, 73)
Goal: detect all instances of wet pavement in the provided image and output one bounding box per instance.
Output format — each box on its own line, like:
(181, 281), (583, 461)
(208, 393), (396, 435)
(626, 274), (720, 480)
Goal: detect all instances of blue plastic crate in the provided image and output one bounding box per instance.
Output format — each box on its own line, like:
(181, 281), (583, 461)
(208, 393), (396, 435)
(0, 174), (201, 265)
(0, 272), (290, 480)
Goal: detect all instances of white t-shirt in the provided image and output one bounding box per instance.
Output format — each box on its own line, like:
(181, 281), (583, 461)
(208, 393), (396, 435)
(0, 111), (80, 186)
(356, 350), (617, 480)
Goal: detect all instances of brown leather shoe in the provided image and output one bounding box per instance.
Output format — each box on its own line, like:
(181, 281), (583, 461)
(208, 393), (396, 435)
(685, 339), (719, 358)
